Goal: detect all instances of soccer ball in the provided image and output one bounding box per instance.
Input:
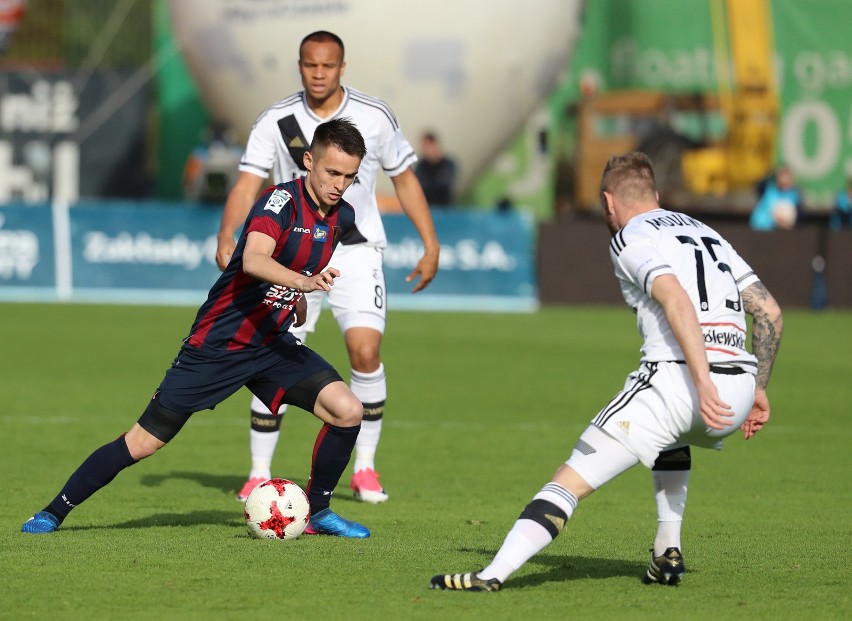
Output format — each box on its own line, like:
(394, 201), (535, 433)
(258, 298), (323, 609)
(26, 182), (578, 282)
(244, 478), (310, 540)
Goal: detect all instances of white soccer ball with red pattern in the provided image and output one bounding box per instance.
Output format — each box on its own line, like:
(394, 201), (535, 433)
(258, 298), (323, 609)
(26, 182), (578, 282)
(244, 478), (310, 540)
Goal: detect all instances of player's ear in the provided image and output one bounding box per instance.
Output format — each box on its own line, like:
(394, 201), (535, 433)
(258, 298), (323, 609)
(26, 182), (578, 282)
(340, 60), (346, 78)
(303, 151), (313, 173)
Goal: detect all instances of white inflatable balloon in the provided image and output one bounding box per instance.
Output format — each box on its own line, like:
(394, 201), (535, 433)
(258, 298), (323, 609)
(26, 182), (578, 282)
(168, 0), (583, 196)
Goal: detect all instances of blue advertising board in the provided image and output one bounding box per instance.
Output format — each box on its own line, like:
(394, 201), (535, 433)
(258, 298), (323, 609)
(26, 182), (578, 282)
(383, 210), (537, 311)
(70, 202), (222, 301)
(0, 202), (537, 311)
(0, 202), (57, 298)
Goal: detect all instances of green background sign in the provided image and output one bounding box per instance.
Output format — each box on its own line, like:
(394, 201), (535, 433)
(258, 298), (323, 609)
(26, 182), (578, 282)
(472, 0), (851, 216)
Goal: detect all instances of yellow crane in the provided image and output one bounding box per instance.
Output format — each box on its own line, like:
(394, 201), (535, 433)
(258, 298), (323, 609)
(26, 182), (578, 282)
(681, 0), (779, 195)
(571, 0), (779, 214)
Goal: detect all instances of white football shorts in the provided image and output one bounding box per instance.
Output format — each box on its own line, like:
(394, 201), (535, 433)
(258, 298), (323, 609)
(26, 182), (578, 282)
(292, 243), (387, 340)
(585, 361), (756, 469)
(251, 244), (388, 415)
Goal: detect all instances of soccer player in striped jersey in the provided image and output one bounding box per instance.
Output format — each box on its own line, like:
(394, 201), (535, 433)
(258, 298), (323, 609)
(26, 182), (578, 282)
(431, 152), (784, 591)
(218, 31), (440, 506)
(22, 118), (372, 537)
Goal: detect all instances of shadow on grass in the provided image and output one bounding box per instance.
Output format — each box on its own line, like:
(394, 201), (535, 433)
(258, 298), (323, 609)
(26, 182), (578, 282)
(138, 471), (310, 496)
(61, 510), (243, 531)
(457, 546), (648, 587)
(58, 471), (357, 532)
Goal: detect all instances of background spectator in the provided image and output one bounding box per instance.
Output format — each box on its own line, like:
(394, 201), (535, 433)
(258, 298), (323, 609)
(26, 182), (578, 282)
(749, 164), (804, 231)
(414, 131), (457, 207)
(830, 179), (852, 230)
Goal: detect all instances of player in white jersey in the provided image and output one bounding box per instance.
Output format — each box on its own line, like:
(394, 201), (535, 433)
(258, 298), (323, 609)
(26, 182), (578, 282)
(431, 152), (783, 592)
(216, 31), (440, 505)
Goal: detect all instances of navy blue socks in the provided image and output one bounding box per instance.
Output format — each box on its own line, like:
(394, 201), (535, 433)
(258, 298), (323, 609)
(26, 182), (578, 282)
(44, 435), (137, 523)
(306, 423), (360, 513)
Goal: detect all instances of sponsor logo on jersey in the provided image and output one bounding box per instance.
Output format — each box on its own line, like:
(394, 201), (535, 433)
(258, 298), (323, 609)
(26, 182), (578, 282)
(313, 224), (329, 242)
(288, 136), (305, 148)
(293, 226), (310, 234)
(264, 189), (292, 214)
(617, 420), (631, 434)
(703, 328), (746, 350)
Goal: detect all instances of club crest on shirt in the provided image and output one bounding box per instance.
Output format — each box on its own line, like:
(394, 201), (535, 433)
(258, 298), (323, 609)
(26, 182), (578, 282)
(264, 189), (292, 214)
(313, 224), (329, 242)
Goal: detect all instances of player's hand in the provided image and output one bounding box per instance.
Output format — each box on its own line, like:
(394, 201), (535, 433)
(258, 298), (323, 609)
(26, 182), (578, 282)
(406, 249), (439, 293)
(697, 382), (735, 431)
(216, 233), (237, 271)
(293, 294), (308, 327)
(303, 267), (340, 292)
(741, 388), (770, 440)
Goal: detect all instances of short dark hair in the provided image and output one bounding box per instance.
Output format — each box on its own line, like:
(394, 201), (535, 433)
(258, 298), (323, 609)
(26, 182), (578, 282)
(299, 31), (345, 60)
(600, 151), (657, 205)
(312, 117), (366, 161)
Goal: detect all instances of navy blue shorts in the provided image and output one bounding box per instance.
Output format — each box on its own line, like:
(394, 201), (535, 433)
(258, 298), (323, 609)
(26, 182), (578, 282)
(155, 338), (342, 415)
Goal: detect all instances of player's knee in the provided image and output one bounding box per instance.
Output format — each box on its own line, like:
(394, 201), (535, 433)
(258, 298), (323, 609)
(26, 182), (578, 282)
(344, 329), (382, 370)
(124, 425), (166, 460)
(334, 392), (363, 427)
(652, 446), (692, 471)
(136, 394), (191, 451)
(349, 347), (380, 371)
(317, 385), (362, 427)
(518, 499), (568, 540)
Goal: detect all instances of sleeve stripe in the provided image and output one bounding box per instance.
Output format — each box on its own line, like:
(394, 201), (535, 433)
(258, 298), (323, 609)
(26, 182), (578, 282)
(239, 160), (271, 176)
(347, 90), (400, 129)
(383, 149), (417, 173)
(643, 264), (670, 293)
(735, 271), (756, 284)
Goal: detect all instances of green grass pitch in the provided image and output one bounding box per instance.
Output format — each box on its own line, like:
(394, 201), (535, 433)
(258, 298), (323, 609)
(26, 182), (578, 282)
(1, 303), (850, 620)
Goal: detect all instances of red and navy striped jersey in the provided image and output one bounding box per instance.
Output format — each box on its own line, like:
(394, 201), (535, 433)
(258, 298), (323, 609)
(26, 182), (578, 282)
(186, 177), (354, 351)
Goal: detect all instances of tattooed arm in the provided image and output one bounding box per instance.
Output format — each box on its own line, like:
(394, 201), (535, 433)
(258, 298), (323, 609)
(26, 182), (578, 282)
(742, 281), (783, 389)
(740, 281), (783, 439)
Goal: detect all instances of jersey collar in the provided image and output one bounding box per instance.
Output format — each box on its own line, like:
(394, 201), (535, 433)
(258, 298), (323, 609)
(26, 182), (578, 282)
(301, 86), (350, 123)
(299, 177), (335, 220)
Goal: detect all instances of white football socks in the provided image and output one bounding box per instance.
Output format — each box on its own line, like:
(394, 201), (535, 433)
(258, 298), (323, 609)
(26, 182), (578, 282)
(350, 364), (386, 472)
(479, 483), (579, 584)
(248, 394), (284, 480)
(652, 468), (690, 555)
(352, 420), (382, 472)
(248, 427), (279, 480)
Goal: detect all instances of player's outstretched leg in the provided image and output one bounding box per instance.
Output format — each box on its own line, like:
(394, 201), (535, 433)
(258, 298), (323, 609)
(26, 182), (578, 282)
(642, 547), (685, 585)
(21, 434), (138, 535)
(430, 573), (502, 592)
(431, 482), (577, 591)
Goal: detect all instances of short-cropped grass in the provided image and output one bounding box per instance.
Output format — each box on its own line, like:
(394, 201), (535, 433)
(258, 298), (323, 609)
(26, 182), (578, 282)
(1, 303), (849, 620)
